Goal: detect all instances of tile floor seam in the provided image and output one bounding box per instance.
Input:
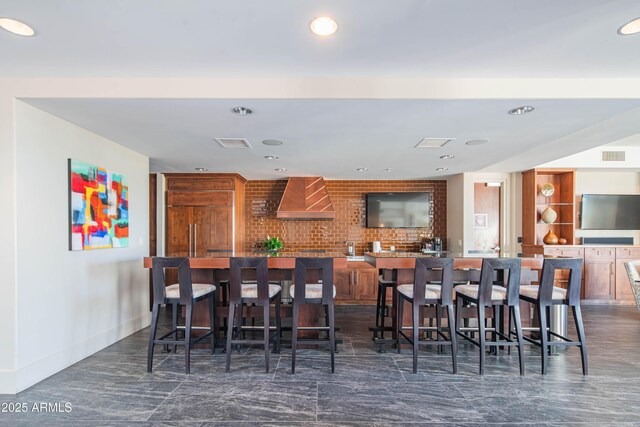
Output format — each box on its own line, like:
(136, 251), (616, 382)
(143, 378), (184, 422)
(315, 381), (319, 422)
(452, 382), (490, 424)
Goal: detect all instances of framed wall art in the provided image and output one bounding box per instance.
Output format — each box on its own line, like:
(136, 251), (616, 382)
(68, 159), (129, 250)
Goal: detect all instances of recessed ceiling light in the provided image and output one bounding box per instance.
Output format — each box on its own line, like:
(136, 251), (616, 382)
(435, 167), (448, 172)
(194, 167), (208, 171)
(508, 105), (535, 115)
(262, 139), (283, 146)
(310, 16), (338, 36)
(0, 18), (35, 36)
(275, 168), (287, 172)
(231, 106), (252, 116)
(618, 17), (640, 35)
(465, 139), (488, 146)
(415, 138), (454, 148)
(356, 167), (368, 172)
(264, 155), (279, 160)
(440, 154), (455, 160)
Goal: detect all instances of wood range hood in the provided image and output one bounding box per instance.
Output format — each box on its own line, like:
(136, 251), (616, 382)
(276, 177), (336, 219)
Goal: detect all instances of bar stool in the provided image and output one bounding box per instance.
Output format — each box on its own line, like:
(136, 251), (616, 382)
(290, 258), (336, 373)
(147, 257), (216, 374)
(518, 257), (587, 375)
(371, 269), (397, 339)
(225, 257), (281, 373)
(455, 258), (525, 375)
(624, 260), (640, 312)
(396, 257), (457, 373)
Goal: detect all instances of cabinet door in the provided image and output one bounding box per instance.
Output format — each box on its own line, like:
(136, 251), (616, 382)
(584, 259), (615, 300)
(166, 206), (191, 256)
(192, 207), (233, 256)
(334, 270), (355, 301)
(615, 259), (636, 301)
(355, 269), (378, 302)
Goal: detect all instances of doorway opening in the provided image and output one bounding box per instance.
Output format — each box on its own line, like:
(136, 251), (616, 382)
(471, 182), (502, 257)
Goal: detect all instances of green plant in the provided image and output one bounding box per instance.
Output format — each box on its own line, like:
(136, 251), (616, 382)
(262, 236), (284, 251)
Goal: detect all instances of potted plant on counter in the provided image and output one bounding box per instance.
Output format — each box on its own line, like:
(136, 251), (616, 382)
(262, 236), (284, 255)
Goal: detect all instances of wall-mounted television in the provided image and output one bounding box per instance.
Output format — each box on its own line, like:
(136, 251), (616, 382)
(366, 192), (430, 228)
(580, 194), (640, 230)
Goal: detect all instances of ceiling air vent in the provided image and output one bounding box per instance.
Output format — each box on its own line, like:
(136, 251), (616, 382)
(602, 150), (625, 162)
(214, 138), (252, 149)
(415, 138), (454, 148)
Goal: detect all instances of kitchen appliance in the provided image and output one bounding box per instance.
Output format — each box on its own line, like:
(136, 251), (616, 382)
(433, 237), (443, 252)
(421, 240), (433, 252)
(372, 241), (382, 252)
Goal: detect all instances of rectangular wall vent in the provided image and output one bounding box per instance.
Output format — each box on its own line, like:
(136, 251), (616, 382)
(602, 150), (625, 161)
(415, 138), (454, 148)
(214, 138), (252, 148)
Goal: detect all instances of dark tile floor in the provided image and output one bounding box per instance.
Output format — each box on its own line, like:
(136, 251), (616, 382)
(2, 304), (640, 426)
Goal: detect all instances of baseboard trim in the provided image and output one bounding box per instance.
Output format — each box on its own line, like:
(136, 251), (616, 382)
(14, 312), (151, 394)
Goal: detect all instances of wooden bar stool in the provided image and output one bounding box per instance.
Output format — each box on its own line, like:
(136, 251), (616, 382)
(147, 257), (216, 374)
(371, 269), (397, 339)
(518, 257), (587, 375)
(225, 257), (282, 373)
(455, 258), (525, 375)
(396, 257), (457, 374)
(290, 258), (336, 373)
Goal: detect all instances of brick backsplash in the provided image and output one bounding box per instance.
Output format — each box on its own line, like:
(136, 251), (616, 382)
(245, 180), (447, 255)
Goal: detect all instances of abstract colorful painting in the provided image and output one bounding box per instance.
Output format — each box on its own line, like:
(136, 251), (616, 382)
(69, 159), (129, 250)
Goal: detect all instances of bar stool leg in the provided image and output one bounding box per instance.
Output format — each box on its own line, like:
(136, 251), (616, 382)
(209, 296), (215, 354)
(436, 304), (443, 354)
(328, 302), (336, 373)
(380, 284), (388, 339)
(147, 303), (160, 373)
(455, 297), (463, 342)
(572, 305), (589, 375)
(478, 305), (486, 375)
(291, 300), (299, 374)
(538, 304), (549, 375)
(275, 297), (281, 354)
(412, 302), (420, 374)
(513, 304), (525, 376)
(263, 303), (270, 373)
(184, 304), (193, 374)
(446, 304), (458, 374)
(225, 303), (235, 373)
(396, 296), (404, 353)
(172, 303), (178, 353)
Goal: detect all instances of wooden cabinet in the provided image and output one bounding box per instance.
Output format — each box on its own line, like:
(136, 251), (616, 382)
(584, 247), (615, 301)
(164, 174), (246, 256)
(615, 247), (640, 301)
(522, 168), (576, 255)
(333, 262), (377, 303)
(334, 270), (355, 301)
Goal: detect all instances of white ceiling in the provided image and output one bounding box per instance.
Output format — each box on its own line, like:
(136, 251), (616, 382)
(5, 1), (640, 178)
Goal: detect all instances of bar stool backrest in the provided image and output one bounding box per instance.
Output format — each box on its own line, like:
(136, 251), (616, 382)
(229, 257), (269, 303)
(414, 258), (455, 305)
(151, 257), (191, 304)
(478, 258), (522, 306)
(539, 258), (583, 306)
(294, 258), (334, 304)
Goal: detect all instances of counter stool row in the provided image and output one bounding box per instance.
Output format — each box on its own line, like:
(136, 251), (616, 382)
(147, 257), (336, 374)
(394, 256), (588, 376)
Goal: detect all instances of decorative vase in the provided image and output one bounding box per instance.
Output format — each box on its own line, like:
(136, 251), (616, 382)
(540, 183), (555, 197)
(558, 237), (567, 245)
(543, 230), (559, 245)
(540, 207), (557, 224)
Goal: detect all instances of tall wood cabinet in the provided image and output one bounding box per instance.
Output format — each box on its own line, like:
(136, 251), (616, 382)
(522, 168), (576, 254)
(165, 174), (246, 256)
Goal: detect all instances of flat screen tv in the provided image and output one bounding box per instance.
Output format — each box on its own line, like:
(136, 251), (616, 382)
(580, 194), (640, 230)
(366, 192), (430, 228)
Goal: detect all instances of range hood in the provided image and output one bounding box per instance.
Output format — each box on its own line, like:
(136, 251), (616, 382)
(276, 177), (335, 219)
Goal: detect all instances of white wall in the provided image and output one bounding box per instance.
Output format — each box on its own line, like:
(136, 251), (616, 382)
(0, 96), (18, 393)
(13, 102), (150, 392)
(575, 170), (640, 243)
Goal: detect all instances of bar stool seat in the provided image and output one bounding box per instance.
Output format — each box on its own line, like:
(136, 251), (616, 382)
(397, 284), (441, 299)
(290, 283), (336, 299)
(456, 284), (507, 300)
(165, 283), (215, 299)
(241, 283), (281, 299)
(519, 284), (566, 300)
